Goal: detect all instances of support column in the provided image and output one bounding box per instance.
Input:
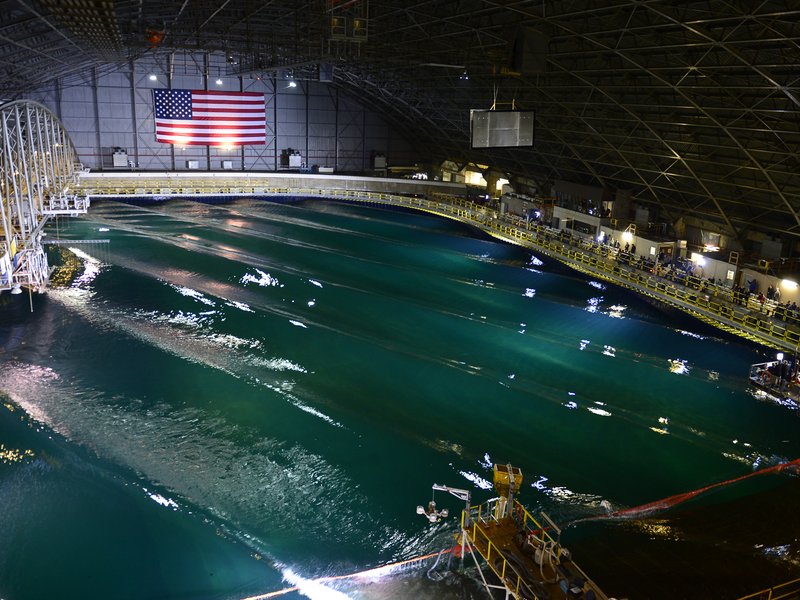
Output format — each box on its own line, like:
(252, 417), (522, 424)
(334, 87), (339, 171)
(483, 170), (502, 198)
(169, 53), (176, 172)
(361, 107), (366, 172)
(129, 60), (139, 168)
(273, 76), (278, 171)
(92, 68), (102, 170)
(304, 81), (309, 167)
(204, 53), (211, 171)
(240, 75), (246, 170)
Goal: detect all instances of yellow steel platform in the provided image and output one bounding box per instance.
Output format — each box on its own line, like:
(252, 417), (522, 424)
(461, 498), (607, 600)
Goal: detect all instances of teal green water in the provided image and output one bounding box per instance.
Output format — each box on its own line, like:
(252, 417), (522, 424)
(1, 198), (798, 599)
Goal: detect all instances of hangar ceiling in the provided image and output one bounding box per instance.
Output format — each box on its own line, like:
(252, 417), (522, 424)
(0, 1), (798, 246)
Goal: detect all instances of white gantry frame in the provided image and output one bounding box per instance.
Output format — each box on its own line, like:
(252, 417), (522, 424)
(0, 100), (88, 293)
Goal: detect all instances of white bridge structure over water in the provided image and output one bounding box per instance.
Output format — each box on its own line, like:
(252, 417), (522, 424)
(0, 100), (89, 295)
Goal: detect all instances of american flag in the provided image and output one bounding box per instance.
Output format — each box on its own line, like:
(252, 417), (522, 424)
(153, 89), (266, 146)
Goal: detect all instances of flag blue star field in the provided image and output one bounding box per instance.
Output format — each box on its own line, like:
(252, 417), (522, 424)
(152, 89), (266, 145)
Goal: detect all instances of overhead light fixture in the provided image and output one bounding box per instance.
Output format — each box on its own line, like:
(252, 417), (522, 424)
(781, 279), (798, 290)
(288, 80), (297, 88)
(149, 74), (157, 81)
(690, 252), (705, 266)
(460, 70), (469, 80)
(215, 78), (223, 86)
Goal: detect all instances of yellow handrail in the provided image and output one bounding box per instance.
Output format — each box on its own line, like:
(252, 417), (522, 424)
(461, 503), (530, 599)
(75, 179), (800, 350)
(460, 499), (564, 600)
(737, 577), (800, 600)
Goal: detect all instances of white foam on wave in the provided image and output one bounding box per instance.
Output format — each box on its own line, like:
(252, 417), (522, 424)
(170, 284), (216, 306)
(248, 357), (307, 373)
(241, 269), (283, 288)
(209, 333), (262, 349)
(145, 489), (180, 510)
(257, 379), (343, 428)
(290, 399), (341, 427)
(545, 485), (603, 506)
(47, 290), (347, 433)
(160, 310), (205, 328)
(0, 363), (60, 428)
(0, 361), (383, 568)
(459, 470), (493, 490)
(226, 300), (255, 313)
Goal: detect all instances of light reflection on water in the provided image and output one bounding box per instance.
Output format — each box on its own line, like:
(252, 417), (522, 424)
(2, 199), (799, 599)
(0, 442), (35, 465)
(0, 359), (392, 563)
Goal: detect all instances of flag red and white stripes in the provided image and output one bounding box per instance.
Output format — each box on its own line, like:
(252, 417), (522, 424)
(153, 89), (266, 146)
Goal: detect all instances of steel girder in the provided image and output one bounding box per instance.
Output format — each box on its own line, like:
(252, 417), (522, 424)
(0, 0), (796, 243)
(0, 100), (85, 291)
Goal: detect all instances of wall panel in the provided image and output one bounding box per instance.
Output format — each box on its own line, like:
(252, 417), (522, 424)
(32, 51), (418, 173)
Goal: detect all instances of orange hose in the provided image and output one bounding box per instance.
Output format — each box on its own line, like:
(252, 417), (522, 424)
(591, 457), (800, 522)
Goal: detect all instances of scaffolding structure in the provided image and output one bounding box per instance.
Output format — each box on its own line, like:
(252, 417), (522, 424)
(0, 100), (88, 294)
(422, 465), (607, 600)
